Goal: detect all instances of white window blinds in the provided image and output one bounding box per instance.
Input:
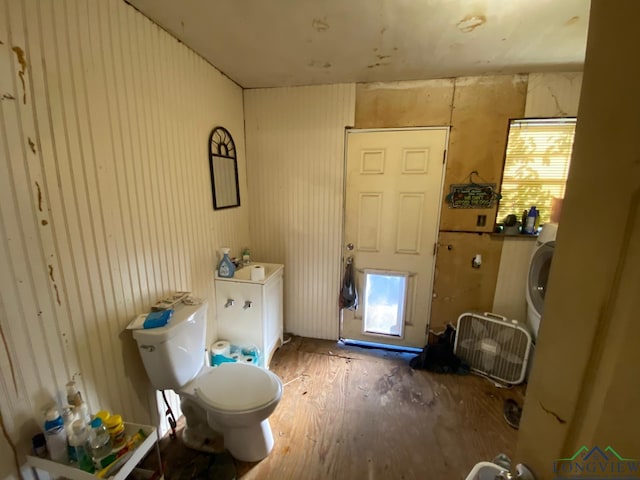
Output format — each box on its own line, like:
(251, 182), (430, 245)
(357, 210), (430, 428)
(497, 118), (576, 226)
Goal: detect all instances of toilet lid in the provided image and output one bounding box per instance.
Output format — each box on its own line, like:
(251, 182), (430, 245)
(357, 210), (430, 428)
(194, 363), (282, 412)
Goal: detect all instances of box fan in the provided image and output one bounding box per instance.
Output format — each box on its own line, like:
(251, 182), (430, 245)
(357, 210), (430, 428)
(453, 312), (532, 384)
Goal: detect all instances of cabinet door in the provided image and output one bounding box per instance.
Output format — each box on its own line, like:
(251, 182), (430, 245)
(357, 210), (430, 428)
(215, 281), (264, 353)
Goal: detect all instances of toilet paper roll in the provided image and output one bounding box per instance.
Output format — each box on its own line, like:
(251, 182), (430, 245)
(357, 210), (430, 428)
(241, 355), (255, 365)
(210, 340), (231, 357)
(250, 265), (266, 281)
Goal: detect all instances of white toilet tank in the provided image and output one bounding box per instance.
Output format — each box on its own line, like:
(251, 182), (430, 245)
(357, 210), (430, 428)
(133, 302), (208, 390)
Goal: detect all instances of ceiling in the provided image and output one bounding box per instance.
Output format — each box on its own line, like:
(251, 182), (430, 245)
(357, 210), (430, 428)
(127, 0), (590, 89)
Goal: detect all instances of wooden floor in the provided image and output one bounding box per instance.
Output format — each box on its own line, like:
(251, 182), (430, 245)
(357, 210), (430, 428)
(151, 336), (524, 480)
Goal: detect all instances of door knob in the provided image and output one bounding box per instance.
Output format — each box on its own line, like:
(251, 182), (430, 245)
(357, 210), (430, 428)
(346, 243), (354, 251)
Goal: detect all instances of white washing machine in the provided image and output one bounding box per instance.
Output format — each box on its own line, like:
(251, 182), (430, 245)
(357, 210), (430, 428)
(525, 223), (559, 342)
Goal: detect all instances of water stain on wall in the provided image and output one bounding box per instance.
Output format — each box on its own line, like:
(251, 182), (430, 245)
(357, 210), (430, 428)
(53, 284), (61, 305)
(12, 46), (27, 104)
(367, 62), (391, 69)
(457, 15), (487, 33)
(550, 91), (568, 116)
(48, 264), (61, 305)
(565, 16), (580, 26)
(368, 52), (392, 69)
(308, 60), (332, 69)
(35, 181), (43, 211)
(312, 17), (329, 32)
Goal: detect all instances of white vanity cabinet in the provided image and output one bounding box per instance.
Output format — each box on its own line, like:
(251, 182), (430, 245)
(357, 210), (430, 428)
(215, 263), (284, 367)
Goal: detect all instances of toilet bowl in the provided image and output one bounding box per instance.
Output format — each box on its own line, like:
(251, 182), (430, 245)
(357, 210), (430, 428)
(181, 362), (282, 461)
(131, 302), (283, 462)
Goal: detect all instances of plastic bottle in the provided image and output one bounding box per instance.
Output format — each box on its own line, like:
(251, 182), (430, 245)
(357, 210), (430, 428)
(105, 414), (126, 449)
(69, 420), (94, 473)
(31, 433), (47, 458)
(61, 406), (77, 462)
(521, 209), (528, 232)
(88, 417), (114, 470)
(66, 381), (91, 424)
(65, 381), (79, 406)
(44, 407), (68, 463)
(242, 247), (251, 266)
(218, 247), (235, 278)
(95, 410), (110, 425)
(525, 206), (538, 234)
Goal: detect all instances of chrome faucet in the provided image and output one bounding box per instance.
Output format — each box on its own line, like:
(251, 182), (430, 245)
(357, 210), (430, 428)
(494, 464), (535, 480)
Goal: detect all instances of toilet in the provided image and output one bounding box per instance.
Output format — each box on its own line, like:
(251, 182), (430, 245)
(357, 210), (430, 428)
(132, 302), (282, 462)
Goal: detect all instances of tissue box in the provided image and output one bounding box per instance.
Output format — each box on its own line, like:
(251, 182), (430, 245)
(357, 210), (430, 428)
(143, 309), (173, 329)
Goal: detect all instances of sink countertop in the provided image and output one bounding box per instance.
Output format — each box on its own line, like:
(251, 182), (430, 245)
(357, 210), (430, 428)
(215, 262), (284, 284)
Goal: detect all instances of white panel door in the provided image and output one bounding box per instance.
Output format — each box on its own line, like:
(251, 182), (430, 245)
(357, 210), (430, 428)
(341, 129), (447, 348)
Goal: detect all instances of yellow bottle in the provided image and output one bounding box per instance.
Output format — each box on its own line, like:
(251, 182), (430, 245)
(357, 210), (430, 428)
(105, 414), (126, 448)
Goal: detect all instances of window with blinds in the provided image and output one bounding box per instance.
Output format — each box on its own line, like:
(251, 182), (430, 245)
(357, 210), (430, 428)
(497, 118), (576, 226)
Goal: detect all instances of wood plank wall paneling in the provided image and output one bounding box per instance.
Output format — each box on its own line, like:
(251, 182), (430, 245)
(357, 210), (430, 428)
(244, 85), (355, 340)
(430, 232), (504, 331)
(355, 79), (454, 128)
(0, 0), (248, 472)
(440, 75), (528, 232)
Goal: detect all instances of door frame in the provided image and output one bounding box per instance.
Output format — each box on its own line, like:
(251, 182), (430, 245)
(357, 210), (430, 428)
(339, 126), (450, 346)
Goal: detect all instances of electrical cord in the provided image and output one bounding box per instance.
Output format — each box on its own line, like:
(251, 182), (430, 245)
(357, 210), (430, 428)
(472, 370), (514, 389)
(160, 390), (177, 439)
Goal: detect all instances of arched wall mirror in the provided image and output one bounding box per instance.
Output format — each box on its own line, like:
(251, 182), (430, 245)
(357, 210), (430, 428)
(209, 126), (240, 210)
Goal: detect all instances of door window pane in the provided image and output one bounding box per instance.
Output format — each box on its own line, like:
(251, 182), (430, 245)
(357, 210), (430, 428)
(363, 271), (408, 337)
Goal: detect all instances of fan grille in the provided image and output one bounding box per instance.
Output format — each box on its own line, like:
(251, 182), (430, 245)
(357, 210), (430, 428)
(455, 313), (531, 384)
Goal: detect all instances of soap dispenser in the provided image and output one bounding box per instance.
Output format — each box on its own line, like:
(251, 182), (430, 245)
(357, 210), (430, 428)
(218, 248), (235, 278)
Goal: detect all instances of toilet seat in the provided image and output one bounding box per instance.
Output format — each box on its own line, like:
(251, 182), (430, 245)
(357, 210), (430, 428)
(193, 363), (282, 412)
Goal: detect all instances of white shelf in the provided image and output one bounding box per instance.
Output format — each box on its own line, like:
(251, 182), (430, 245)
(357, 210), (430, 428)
(27, 423), (161, 480)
